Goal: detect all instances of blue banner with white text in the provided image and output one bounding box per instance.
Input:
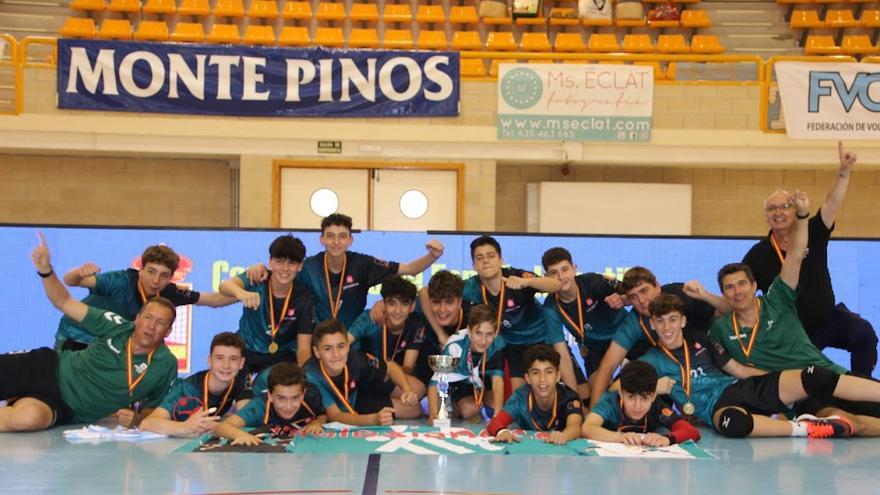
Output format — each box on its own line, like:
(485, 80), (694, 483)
(57, 39), (460, 117)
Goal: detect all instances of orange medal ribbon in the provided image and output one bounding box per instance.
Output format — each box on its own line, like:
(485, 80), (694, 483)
(638, 316), (658, 347)
(203, 372), (234, 416)
(319, 360), (355, 413)
(126, 338), (155, 399)
(659, 339), (692, 404)
(382, 323), (406, 363)
(268, 280), (293, 350)
(136, 282), (154, 305)
(323, 254), (347, 319)
(556, 285), (584, 341)
(481, 283), (506, 335)
(769, 234), (786, 265)
(528, 390), (558, 431)
(469, 349), (488, 407)
(732, 299), (762, 362)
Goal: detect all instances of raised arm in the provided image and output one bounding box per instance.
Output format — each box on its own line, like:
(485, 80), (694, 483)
(62, 262), (100, 288)
(32, 232), (88, 323)
(821, 141), (855, 229)
(504, 275), (562, 294)
(779, 190), (811, 290)
(682, 280), (731, 316)
(219, 276), (261, 309)
(397, 240), (444, 275)
(195, 291), (239, 308)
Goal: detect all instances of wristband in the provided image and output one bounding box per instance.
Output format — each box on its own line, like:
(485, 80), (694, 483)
(37, 269), (53, 278)
(667, 434), (677, 445)
(796, 212), (809, 219)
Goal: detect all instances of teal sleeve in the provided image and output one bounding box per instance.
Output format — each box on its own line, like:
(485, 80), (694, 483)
(348, 311), (376, 345)
(92, 270), (131, 300)
(157, 378), (188, 413)
(305, 369), (339, 409)
(235, 396), (268, 427)
(611, 313), (641, 351)
(461, 277), (482, 304)
(251, 368), (271, 396)
(591, 392), (620, 425)
(236, 271), (257, 291)
(542, 306), (565, 345)
(141, 359), (177, 408)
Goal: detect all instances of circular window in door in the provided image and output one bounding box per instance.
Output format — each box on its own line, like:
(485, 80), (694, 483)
(399, 189), (428, 219)
(310, 188), (339, 217)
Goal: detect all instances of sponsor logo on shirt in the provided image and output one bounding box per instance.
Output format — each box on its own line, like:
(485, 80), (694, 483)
(506, 299), (515, 308)
(134, 362), (149, 375)
(346, 275), (355, 284)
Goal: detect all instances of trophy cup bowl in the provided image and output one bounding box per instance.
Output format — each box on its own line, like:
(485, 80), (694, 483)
(428, 355), (460, 432)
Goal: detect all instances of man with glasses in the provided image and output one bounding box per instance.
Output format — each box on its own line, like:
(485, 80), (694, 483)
(742, 142), (877, 377)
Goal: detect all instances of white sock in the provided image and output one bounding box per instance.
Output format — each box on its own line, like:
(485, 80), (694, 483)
(790, 420), (808, 437)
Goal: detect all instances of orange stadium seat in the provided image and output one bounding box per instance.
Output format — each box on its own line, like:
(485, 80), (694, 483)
(178, 0), (210, 16)
(860, 9), (880, 27)
(243, 25), (276, 45)
(520, 32), (552, 51)
(588, 33), (620, 52)
(825, 9), (859, 28)
(623, 34), (655, 53)
(133, 20), (169, 40)
(314, 27), (344, 47)
(460, 58), (488, 77)
(452, 30), (483, 50)
(59, 17), (96, 38)
(553, 32), (586, 51)
(96, 19), (132, 39)
(489, 58), (517, 76)
(383, 4), (413, 23)
(281, 1), (312, 20)
(143, 0), (174, 14)
(804, 35), (841, 54)
(70, 0), (105, 12)
(170, 21), (205, 41)
(417, 5), (446, 24)
(450, 6), (479, 24)
(657, 34), (689, 53)
(213, 0), (244, 17)
(549, 8), (579, 26)
(690, 34), (724, 53)
(617, 16), (647, 28)
(207, 23), (241, 43)
(681, 10), (711, 28)
(348, 28), (379, 48)
(582, 16), (613, 28)
(516, 16), (547, 26)
(107, 0), (141, 14)
(248, 0), (279, 19)
(486, 31), (517, 50)
(417, 30), (449, 49)
(315, 2), (345, 21)
(790, 10), (823, 29)
(384, 29), (414, 48)
(278, 26), (310, 45)
(349, 3), (379, 22)
(841, 35), (878, 55)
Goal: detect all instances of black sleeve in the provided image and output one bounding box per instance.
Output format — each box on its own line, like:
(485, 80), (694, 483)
(584, 273), (618, 299)
(653, 396), (683, 428)
(742, 242), (774, 294)
(295, 291), (317, 335)
(511, 268), (539, 299)
(234, 370), (253, 401)
(559, 385), (584, 418)
(809, 210), (833, 246)
(353, 349), (389, 385)
(359, 253), (401, 287)
(406, 313), (428, 347)
(665, 283), (715, 333)
(305, 385), (326, 416)
(705, 334), (732, 369)
(164, 283), (201, 305)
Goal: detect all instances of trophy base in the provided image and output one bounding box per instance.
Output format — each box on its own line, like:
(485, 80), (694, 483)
(433, 417), (451, 433)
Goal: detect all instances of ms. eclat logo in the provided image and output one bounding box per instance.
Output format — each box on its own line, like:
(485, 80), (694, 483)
(808, 71), (880, 112)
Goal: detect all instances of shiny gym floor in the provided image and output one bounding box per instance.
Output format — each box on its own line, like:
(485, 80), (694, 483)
(1, 421), (878, 495)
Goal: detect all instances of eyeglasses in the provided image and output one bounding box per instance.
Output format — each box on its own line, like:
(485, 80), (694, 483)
(764, 203), (793, 213)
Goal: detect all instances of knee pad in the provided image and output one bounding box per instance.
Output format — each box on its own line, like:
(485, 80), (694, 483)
(801, 366), (840, 399)
(716, 407), (754, 438)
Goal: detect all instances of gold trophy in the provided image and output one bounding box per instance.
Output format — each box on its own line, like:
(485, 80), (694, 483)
(428, 355), (460, 432)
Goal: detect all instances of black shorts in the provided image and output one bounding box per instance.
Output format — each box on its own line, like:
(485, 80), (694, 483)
(505, 344), (533, 378)
(0, 347), (74, 426)
(449, 379), (495, 405)
(794, 372), (880, 417)
(243, 349), (297, 376)
(354, 387), (393, 414)
(713, 371), (788, 418)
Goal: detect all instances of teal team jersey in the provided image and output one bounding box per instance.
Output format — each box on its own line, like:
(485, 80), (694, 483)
(58, 307), (178, 423)
(55, 269), (200, 347)
(348, 310), (427, 366)
(708, 277), (846, 375)
(234, 272), (316, 354)
(639, 333), (736, 425)
(543, 273), (632, 345)
(461, 268), (549, 346)
(235, 385), (325, 427)
(297, 251), (399, 328)
(303, 351), (388, 411)
(429, 328), (504, 387)
(501, 383), (582, 431)
(592, 390), (682, 433)
(157, 370), (251, 420)
(612, 311), (659, 351)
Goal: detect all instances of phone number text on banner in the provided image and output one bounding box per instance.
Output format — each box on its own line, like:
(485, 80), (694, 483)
(497, 63), (653, 142)
(57, 39), (460, 118)
(775, 61), (880, 140)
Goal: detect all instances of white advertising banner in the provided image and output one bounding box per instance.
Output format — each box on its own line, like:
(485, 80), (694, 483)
(497, 63), (653, 142)
(775, 61), (880, 139)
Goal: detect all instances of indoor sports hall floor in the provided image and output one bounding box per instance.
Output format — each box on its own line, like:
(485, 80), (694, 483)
(1, 422), (877, 495)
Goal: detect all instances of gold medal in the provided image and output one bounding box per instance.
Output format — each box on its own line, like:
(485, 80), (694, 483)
(268, 342), (279, 354)
(683, 402), (695, 416)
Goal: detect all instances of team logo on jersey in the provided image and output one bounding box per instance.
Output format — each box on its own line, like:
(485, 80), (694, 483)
(572, 400), (581, 409)
(134, 362), (149, 375)
(694, 342), (702, 350)
(506, 299), (515, 308)
(585, 298), (594, 307)
(346, 275), (354, 284)
(350, 380), (357, 390)
(287, 308), (296, 316)
(661, 407), (673, 419)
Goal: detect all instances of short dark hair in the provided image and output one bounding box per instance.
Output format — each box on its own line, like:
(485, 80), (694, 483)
(620, 266), (658, 293)
(648, 293), (684, 319)
(140, 297), (177, 327)
(467, 304), (496, 330)
(469, 235), (502, 261)
(210, 332), (244, 354)
(312, 319), (347, 344)
(321, 213), (353, 233)
(427, 270), (464, 301)
(523, 344), (560, 370)
(141, 245), (180, 273)
(619, 361), (658, 396)
(380, 275), (417, 304)
(541, 247), (573, 271)
(269, 235), (306, 263)
(717, 263), (755, 290)
(268, 362), (307, 392)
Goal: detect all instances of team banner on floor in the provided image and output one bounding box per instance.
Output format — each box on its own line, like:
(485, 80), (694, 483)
(56, 39), (460, 117)
(775, 62), (880, 139)
(497, 63), (653, 142)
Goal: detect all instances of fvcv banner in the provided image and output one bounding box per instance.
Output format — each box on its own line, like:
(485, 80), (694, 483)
(775, 62), (880, 139)
(497, 63), (653, 142)
(57, 39), (460, 117)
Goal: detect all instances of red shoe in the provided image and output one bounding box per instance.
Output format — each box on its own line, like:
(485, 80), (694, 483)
(796, 414), (854, 439)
